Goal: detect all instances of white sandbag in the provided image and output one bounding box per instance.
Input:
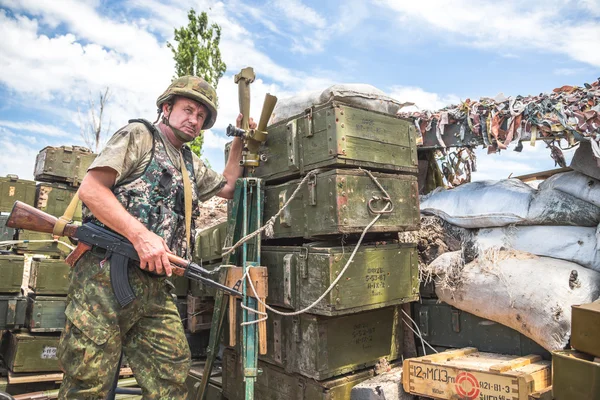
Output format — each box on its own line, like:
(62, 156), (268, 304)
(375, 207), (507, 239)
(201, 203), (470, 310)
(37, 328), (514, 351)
(471, 225), (600, 272)
(420, 179), (534, 228)
(538, 170), (600, 208)
(420, 179), (600, 228)
(270, 84), (412, 124)
(427, 250), (600, 351)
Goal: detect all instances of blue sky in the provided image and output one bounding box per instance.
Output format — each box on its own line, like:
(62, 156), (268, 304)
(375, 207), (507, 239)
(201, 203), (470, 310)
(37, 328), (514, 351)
(0, 0), (599, 181)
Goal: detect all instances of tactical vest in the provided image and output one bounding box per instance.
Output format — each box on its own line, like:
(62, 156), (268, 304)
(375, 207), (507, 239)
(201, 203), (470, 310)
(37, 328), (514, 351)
(82, 119), (200, 259)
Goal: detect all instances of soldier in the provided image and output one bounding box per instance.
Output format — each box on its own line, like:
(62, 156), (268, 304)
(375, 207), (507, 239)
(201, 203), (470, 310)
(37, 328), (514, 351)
(57, 76), (255, 399)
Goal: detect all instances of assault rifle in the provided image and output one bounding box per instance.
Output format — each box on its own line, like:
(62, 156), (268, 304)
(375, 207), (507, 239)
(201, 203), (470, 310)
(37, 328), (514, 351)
(7, 201), (241, 307)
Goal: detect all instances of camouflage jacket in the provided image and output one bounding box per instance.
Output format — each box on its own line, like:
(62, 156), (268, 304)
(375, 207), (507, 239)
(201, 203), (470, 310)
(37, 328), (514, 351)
(83, 119), (200, 259)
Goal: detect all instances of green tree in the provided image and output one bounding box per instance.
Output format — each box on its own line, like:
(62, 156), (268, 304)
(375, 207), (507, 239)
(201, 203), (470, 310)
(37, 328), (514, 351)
(167, 9), (226, 158)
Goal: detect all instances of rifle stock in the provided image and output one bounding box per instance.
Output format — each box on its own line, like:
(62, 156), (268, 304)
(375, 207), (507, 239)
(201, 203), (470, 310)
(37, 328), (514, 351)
(7, 201), (79, 237)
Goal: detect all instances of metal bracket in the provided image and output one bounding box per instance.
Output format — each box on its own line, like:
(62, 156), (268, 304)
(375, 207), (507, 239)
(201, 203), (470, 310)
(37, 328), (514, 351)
(451, 308), (461, 333)
(292, 315), (302, 343)
(305, 107), (314, 137)
(283, 254), (294, 307)
(307, 174), (317, 206)
(418, 309), (429, 338)
(299, 247), (309, 279)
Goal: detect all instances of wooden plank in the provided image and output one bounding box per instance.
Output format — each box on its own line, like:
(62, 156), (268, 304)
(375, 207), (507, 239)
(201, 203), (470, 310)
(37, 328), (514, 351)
(489, 355), (542, 373)
(529, 386), (553, 400)
(7, 367), (133, 384)
(419, 347), (478, 364)
(513, 166), (571, 182)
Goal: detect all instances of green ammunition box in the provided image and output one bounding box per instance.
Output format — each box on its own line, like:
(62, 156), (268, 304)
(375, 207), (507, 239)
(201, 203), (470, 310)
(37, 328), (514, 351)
(552, 350), (600, 400)
(0, 331), (61, 373)
(36, 182), (81, 221)
(0, 378), (60, 397)
(0, 175), (36, 213)
(262, 242), (419, 316)
(189, 261), (220, 298)
(186, 361), (223, 400)
(0, 295), (27, 329)
(263, 169), (419, 239)
(26, 295), (67, 332)
(255, 306), (402, 380)
(34, 145), (96, 186)
(255, 102), (418, 182)
(193, 221), (227, 264)
(413, 298), (550, 359)
(29, 257), (70, 295)
(223, 348), (396, 400)
(186, 331), (210, 359)
(13, 231), (71, 256)
(0, 254), (24, 293)
(0, 214), (16, 241)
(571, 300), (600, 358)
(169, 274), (189, 297)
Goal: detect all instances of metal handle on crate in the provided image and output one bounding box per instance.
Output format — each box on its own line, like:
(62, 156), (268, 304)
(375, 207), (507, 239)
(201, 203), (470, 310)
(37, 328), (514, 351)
(368, 196), (394, 214)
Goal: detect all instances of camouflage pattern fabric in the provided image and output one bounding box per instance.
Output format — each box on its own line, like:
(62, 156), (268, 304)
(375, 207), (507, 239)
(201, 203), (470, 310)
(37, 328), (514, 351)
(58, 252), (190, 399)
(82, 121), (200, 259)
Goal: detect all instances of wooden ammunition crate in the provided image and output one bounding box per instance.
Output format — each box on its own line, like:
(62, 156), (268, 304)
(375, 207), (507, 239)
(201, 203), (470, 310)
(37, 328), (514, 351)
(552, 350), (599, 400)
(189, 262), (220, 298)
(402, 348), (551, 400)
(262, 242), (419, 315)
(26, 295), (67, 332)
(34, 145), (96, 186)
(255, 102), (418, 182)
(194, 221), (226, 264)
(414, 298), (550, 359)
(187, 295), (214, 333)
(29, 257), (70, 295)
(571, 300), (600, 358)
(263, 169), (419, 239)
(223, 348), (400, 400)
(0, 214), (16, 242)
(0, 295), (27, 330)
(227, 305), (402, 380)
(0, 331), (61, 373)
(35, 182), (81, 221)
(0, 254), (25, 294)
(0, 175), (36, 213)
(13, 231), (71, 256)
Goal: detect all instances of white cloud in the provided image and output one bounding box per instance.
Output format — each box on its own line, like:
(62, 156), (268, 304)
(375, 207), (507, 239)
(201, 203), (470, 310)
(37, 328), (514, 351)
(389, 86), (460, 111)
(0, 120), (70, 137)
(553, 67), (588, 76)
(273, 0), (327, 30)
(0, 137), (39, 180)
(376, 0), (600, 67)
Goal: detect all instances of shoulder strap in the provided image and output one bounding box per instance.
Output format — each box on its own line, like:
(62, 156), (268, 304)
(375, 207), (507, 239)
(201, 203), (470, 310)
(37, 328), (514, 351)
(53, 191), (80, 237)
(179, 151), (192, 252)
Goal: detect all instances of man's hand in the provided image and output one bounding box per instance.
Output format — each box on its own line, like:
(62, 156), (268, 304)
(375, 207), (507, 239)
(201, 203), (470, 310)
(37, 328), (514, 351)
(236, 113), (257, 130)
(130, 229), (173, 276)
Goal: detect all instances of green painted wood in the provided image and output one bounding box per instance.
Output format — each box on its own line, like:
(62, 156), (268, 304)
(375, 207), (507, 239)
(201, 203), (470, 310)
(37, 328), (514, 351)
(26, 295), (67, 332)
(14, 231), (71, 256)
(36, 182), (82, 221)
(571, 300), (600, 358)
(255, 102), (418, 182)
(0, 214), (16, 242)
(193, 221), (227, 264)
(0, 295), (27, 330)
(0, 175), (36, 213)
(0, 331), (61, 373)
(263, 169), (419, 239)
(34, 145), (96, 186)
(0, 377), (60, 396)
(29, 257), (70, 295)
(189, 262), (219, 298)
(552, 350), (600, 400)
(0, 254), (25, 293)
(262, 242), (419, 316)
(227, 305), (402, 380)
(413, 298), (551, 359)
(169, 274), (189, 297)
(223, 348), (388, 400)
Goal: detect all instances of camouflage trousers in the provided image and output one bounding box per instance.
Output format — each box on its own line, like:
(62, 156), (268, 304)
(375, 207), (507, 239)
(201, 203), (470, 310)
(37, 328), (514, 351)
(57, 252), (190, 399)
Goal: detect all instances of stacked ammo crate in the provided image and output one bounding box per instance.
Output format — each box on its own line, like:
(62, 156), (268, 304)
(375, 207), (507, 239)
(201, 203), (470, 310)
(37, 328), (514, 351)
(221, 100), (422, 399)
(0, 146), (94, 388)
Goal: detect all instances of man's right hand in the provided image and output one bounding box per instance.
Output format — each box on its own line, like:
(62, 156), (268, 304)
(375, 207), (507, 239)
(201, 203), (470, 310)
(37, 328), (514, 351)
(131, 229), (173, 276)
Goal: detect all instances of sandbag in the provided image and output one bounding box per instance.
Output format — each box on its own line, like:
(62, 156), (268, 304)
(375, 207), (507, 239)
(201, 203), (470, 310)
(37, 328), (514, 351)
(538, 170), (600, 208)
(420, 179), (600, 228)
(469, 225), (600, 272)
(426, 250), (600, 351)
(269, 84), (412, 124)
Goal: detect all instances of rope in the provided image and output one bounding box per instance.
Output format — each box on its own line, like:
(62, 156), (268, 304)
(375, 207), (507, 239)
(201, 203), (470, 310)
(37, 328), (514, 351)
(0, 239), (75, 251)
(400, 308), (438, 355)
(221, 169), (321, 258)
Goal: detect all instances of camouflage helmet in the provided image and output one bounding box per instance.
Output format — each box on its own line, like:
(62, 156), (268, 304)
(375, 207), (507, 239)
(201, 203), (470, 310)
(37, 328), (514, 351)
(156, 75), (218, 130)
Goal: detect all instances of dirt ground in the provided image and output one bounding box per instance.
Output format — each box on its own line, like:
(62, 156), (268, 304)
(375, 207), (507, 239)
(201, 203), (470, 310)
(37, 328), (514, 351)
(196, 196), (228, 229)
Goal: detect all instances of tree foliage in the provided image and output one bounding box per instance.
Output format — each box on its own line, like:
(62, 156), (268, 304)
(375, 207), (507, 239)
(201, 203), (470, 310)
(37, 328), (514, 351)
(167, 9), (226, 158)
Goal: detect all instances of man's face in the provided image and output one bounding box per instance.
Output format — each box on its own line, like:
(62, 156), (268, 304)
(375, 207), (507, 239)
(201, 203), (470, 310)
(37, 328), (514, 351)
(164, 97), (209, 140)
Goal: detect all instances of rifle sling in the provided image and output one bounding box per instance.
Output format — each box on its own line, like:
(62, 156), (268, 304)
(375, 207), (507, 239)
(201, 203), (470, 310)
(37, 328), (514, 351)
(53, 191), (80, 237)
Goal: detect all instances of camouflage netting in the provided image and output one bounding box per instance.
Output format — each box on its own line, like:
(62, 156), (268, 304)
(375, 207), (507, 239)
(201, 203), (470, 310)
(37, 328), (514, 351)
(399, 78), (600, 164)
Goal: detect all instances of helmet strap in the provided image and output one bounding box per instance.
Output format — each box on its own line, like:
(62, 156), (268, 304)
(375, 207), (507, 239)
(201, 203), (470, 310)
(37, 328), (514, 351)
(162, 112), (194, 143)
